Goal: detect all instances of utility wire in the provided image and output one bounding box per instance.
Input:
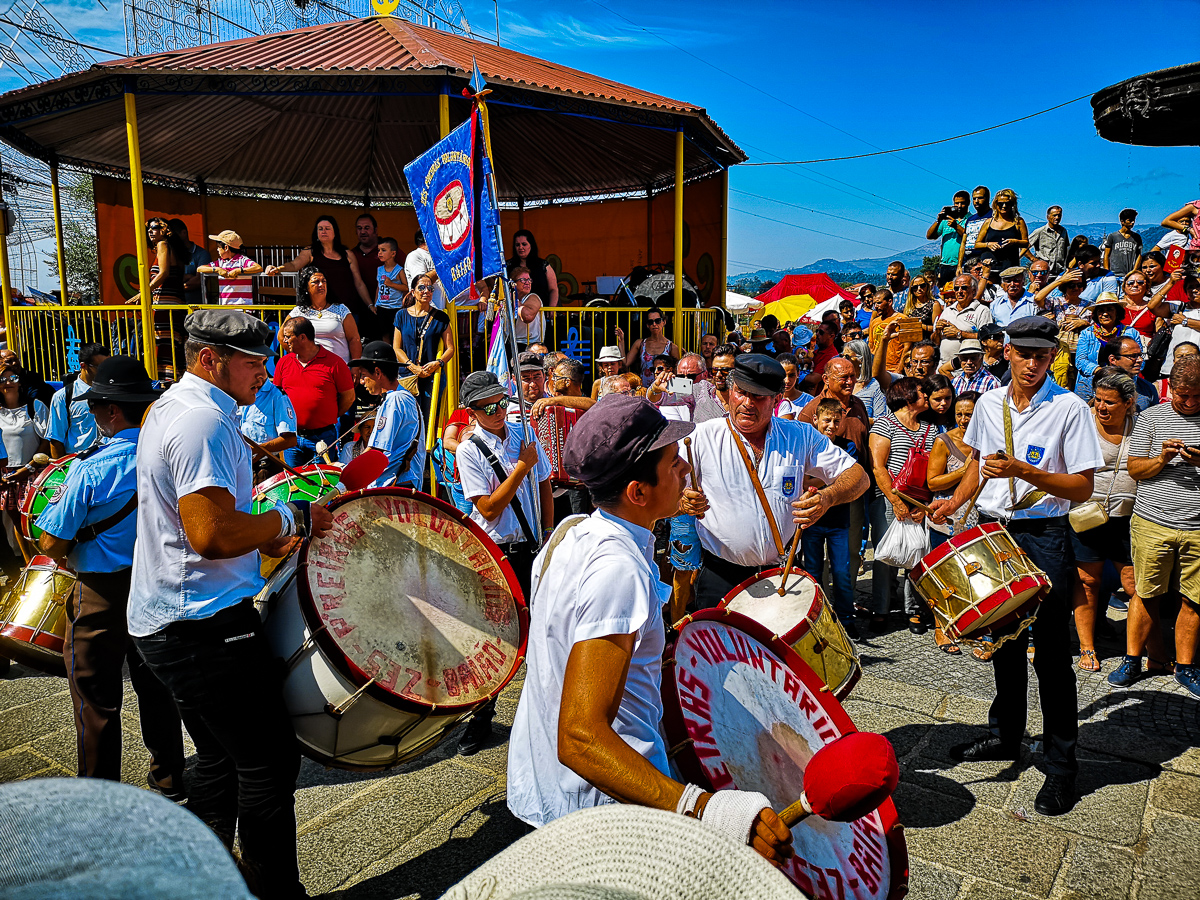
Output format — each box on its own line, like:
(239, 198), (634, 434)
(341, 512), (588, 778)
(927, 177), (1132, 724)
(731, 207), (904, 254)
(730, 188), (919, 238)
(744, 93), (1093, 165)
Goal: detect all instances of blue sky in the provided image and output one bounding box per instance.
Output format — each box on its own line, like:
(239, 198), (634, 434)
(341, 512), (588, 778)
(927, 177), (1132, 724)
(7, 0), (1199, 275)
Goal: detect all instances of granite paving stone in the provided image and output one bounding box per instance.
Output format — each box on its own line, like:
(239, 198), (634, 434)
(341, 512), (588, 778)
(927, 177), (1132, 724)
(1062, 838), (1135, 900)
(1134, 813), (1200, 900)
(1006, 761), (1151, 846)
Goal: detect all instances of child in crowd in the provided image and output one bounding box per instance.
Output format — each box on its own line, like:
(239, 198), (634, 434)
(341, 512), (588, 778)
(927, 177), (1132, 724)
(801, 398), (859, 637)
(199, 229), (262, 305)
(375, 237), (407, 343)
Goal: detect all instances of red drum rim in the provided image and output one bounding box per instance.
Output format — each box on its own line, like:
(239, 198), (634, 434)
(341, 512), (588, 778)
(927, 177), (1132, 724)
(254, 462), (343, 500)
(0, 624), (65, 654)
(297, 486), (529, 714)
(950, 582), (1046, 639)
(662, 608), (908, 900)
(19, 455), (76, 541)
(909, 521), (1007, 583)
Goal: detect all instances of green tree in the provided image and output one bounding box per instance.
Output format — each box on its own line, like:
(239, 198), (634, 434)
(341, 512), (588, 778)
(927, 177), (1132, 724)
(42, 175), (98, 302)
(920, 255), (940, 278)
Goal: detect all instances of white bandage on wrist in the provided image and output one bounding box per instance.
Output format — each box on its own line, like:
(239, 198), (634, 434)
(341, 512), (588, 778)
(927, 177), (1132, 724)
(273, 500), (296, 540)
(674, 783), (704, 817)
(699, 789), (773, 846)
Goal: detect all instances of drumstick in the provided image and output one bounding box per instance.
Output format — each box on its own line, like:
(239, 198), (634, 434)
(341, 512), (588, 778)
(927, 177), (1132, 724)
(894, 490), (936, 517)
(776, 511), (805, 597)
(241, 435), (306, 480)
(683, 436), (699, 492)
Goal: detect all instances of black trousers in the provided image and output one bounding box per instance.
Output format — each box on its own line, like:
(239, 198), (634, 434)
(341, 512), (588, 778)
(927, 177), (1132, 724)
(695, 549), (767, 611)
(135, 600), (303, 898)
(66, 568), (184, 784)
(981, 515), (1078, 776)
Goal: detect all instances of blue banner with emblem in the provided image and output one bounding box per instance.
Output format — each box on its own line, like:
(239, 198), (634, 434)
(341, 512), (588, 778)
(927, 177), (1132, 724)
(403, 108), (505, 303)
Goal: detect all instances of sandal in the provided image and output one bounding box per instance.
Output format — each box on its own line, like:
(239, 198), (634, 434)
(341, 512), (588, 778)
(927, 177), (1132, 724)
(934, 626), (960, 655)
(1077, 648), (1100, 672)
(972, 646), (994, 662)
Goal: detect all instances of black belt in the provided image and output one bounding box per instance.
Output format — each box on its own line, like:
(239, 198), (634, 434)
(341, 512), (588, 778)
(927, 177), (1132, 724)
(497, 540), (536, 556)
(160, 599), (256, 639)
(979, 514), (1068, 534)
(700, 549), (769, 585)
(297, 425), (336, 437)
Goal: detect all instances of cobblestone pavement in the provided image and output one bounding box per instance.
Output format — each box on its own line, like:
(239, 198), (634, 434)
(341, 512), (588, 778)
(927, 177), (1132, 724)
(2, 577), (1198, 899)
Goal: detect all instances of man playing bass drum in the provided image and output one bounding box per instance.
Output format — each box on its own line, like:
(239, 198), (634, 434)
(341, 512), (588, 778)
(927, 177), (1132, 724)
(931, 316), (1102, 816)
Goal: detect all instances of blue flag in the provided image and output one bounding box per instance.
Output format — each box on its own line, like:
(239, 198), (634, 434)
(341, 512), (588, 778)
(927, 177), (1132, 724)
(403, 108), (505, 304)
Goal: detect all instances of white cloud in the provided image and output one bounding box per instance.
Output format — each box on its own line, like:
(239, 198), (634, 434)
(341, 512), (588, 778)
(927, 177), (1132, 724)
(1111, 167), (1184, 193)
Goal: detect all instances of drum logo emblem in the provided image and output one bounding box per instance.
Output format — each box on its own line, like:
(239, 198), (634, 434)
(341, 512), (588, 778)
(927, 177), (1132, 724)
(781, 475), (797, 497)
(47, 485), (65, 504)
(1025, 445), (1044, 465)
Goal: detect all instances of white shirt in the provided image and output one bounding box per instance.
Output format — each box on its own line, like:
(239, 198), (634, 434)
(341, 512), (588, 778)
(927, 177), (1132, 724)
(507, 508), (671, 828)
(962, 378), (1104, 521)
(403, 247), (445, 310)
(456, 421), (551, 544)
(0, 400), (48, 466)
(128, 373), (262, 637)
(937, 301), (994, 363)
(690, 417), (857, 567)
(367, 387), (425, 489)
(288, 303), (352, 362)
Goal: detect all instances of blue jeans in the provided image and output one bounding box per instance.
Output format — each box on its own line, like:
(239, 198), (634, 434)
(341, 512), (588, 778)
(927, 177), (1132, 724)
(869, 493), (923, 617)
(801, 521), (854, 620)
(284, 425), (338, 469)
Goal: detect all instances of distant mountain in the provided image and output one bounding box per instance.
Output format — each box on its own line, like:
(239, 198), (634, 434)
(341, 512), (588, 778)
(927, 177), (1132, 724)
(729, 222), (1172, 290)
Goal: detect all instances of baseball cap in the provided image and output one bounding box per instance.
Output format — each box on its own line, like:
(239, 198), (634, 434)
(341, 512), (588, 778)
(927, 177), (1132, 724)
(184, 309), (273, 357)
(564, 396), (693, 492)
(518, 351), (545, 373)
(207, 229), (242, 249)
(461, 370), (506, 407)
(1000, 266), (1026, 280)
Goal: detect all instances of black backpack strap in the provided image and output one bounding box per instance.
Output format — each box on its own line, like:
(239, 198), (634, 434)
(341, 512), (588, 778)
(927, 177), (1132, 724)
(468, 433), (536, 545)
(71, 492), (137, 547)
(63, 376), (75, 431)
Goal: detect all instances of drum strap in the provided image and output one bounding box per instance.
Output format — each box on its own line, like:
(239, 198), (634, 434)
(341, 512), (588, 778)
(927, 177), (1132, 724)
(725, 418), (786, 559)
(71, 492), (138, 547)
(468, 434), (537, 545)
(536, 515), (588, 582)
(1002, 398), (1047, 513)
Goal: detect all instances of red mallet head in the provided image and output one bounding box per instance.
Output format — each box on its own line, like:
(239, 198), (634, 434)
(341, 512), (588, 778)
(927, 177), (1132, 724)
(803, 732), (900, 822)
(340, 448), (389, 492)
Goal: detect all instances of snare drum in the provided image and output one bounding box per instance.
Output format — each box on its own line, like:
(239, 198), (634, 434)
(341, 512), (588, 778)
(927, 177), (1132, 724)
(908, 522), (1048, 644)
(0, 555), (76, 675)
(252, 463), (342, 578)
(663, 612), (908, 900)
(718, 568), (860, 700)
(20, 455), (76, 542)
(259, 487), (528, 770)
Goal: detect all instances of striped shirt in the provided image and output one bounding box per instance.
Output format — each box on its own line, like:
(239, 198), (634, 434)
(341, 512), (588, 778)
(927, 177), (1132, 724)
(869, 412), (937, 498)
(214, 254), (256, 305)
(1129, 402), (1200, 529)
(952, 368), (1002, 395)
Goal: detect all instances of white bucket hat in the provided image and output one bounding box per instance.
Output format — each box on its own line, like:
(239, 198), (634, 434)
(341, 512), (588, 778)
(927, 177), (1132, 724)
(439, 805), (798, 900)
(597, 345), (623, 363)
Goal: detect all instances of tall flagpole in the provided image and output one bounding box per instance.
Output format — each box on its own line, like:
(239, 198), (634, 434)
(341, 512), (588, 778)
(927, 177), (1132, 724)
(475, 90), (541, 533)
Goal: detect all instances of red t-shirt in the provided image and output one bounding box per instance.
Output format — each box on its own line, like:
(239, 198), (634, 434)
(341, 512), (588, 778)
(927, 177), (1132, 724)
(274, 347), (353, 430)
(350, 244), (383, 301)
(811, 344), (840, 377)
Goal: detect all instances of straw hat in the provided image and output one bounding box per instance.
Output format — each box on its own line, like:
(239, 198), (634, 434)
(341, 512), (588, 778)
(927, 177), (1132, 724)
(439, 805), (798, 900)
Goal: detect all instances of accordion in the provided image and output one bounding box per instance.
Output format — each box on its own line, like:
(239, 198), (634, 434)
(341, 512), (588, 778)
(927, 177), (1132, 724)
(535, 406), (581, 486)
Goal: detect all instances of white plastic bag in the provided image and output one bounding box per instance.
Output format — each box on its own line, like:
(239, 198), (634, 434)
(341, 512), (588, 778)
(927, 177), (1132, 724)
(875, 517), (930, 569)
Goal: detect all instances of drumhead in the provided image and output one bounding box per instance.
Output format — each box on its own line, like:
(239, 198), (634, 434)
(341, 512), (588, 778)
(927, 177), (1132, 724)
(252, 464), (343, 515)
(299, 488), (528, 713)
(663, 611), (908, 900)
(20, 456), (76, 541)
(721, 567), (824, 637)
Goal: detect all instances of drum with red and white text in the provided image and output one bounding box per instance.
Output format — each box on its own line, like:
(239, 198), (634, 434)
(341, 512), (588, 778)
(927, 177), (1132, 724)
(663, 610), (908, 900)
(259, 487), (528, 770)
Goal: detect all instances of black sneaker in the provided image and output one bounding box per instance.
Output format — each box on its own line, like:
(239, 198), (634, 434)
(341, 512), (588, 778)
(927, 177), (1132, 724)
(949, 735), (1021, 763)
(844, 620), (862, 642)
(1034, 773), (1077, 816)
(147, 772), (187, 804)
(458, 712), (494, 756)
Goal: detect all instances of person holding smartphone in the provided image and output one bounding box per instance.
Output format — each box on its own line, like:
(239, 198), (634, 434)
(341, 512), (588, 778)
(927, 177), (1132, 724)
(928, 192), (970, 288)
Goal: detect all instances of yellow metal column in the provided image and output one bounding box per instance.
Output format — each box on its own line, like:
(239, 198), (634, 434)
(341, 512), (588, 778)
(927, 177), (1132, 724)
(439, 84), (460, 411)
(673, 124), (684, 341)
(125, 92), (155, 378)
(50, 164), (68, 303)
(718, 166), (728, 331)
(0, 226), (13, 358)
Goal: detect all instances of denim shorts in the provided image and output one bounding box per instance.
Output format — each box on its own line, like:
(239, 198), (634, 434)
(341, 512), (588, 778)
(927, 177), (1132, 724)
(669, 514), (702, 571)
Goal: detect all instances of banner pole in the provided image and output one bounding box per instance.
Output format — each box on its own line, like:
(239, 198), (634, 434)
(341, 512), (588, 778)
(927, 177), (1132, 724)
(477, 96), (540, 535)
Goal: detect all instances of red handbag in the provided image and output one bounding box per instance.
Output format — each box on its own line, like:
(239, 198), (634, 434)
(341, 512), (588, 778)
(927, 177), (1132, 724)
(891, 423), (935, 503)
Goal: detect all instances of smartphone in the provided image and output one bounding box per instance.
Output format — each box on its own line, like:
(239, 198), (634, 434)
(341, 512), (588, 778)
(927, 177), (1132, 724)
(941, 206), (953, 218)
(669, 377), (694, 395)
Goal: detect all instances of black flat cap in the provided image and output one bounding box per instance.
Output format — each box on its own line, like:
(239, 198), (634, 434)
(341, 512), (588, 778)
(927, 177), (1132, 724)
(461, 370), (507, 407)
(730, 353), (786, 396)
(184, 309), (273, 357)
(978, 323), (1005, 341)
(1005, 316), (1058, 349)
(517, 351), (544, 372)
(564, 395), (693, 491)
(350, 341), (398, 368)
(87, 355), (164, 403)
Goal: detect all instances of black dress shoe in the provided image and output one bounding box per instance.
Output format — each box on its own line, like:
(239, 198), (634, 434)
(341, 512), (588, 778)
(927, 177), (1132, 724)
(147, 772), (187, 803)
(458, 712), (494, 756)
(1034, 773), (1077, 816)
(948, 735), (1021, 763)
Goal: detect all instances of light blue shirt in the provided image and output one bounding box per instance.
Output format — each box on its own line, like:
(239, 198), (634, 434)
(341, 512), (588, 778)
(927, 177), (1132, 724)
(1080, 273), (1123, 305)
(36, 428), (139, 573)
(237, 380), (297, 445)
(367, 387), (426, 489)
(128, 373), (262, 637)
(1074, 326), (1142, 401)
(990, 291), (1040, 330)
(376, 263), (405, 310)
(48, 378), (98, 453)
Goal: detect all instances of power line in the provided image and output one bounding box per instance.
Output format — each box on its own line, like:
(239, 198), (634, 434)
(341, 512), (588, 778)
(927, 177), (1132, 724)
(730, 206), (904, 254)
(730, 188), (920, 238)
(586, 0), (961, 187)
(743, 93), (1093, 165)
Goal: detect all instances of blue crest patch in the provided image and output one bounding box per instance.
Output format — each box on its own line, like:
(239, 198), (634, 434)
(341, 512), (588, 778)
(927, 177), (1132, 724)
(782, 475), (797, 497)
(1026, 445), (1045, 465)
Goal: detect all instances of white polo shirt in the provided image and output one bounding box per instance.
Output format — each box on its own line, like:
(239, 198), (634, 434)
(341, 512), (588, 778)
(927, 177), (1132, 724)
(936, 300), (994, 363)
(690, 416), (856, 567)
(128, 373), (263, 637)
(457, 421), (551, 544)
(507, 508), (671, 828)
(962, 377), (1103, 521)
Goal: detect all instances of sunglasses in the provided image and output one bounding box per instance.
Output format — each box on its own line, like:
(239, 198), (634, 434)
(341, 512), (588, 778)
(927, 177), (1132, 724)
(654, 365), (673, 373)
(911, 283), (928, 290)
(415, 285), (433, 292)
(676, 372), (699, 381)
(646, 318), (663, 325)
(1126, 279), (1147, 286)
(0, 375), (18, 385)
(470, 396), (510, 415)
(711, 366), (735, 375)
